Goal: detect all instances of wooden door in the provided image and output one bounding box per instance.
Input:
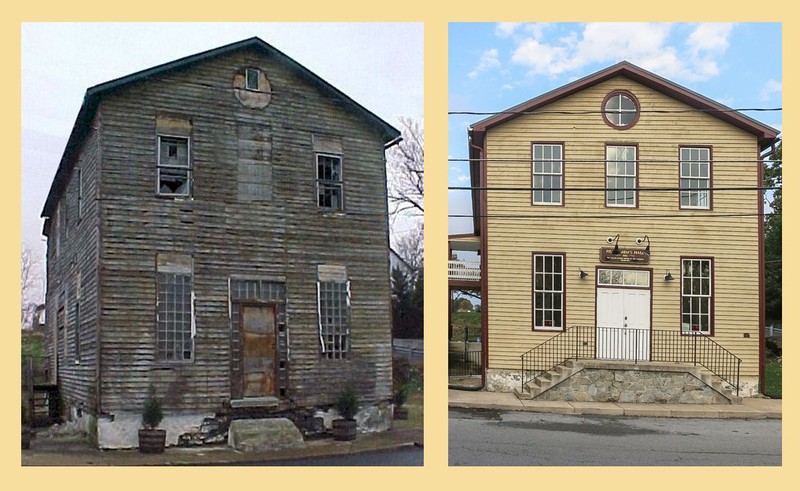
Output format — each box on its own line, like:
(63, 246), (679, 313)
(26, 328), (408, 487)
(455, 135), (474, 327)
(596, 288), (650, 361)
(240, 305), (277, 397)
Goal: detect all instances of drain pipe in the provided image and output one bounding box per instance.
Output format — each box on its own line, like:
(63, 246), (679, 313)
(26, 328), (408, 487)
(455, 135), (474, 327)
(449, 137), (487, 392)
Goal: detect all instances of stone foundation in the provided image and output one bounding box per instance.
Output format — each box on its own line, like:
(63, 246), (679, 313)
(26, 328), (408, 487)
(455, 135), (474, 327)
(538, 366), (730, 404)
(96, 411), (214, 449)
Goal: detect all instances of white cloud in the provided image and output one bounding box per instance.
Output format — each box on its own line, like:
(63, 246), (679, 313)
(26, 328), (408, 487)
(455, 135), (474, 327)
(508, 22), (736, 82)
(761, 79), (782, 100)
(468, 48), (501, 78)
(501, 84), (514, 90)
(496, 23), (523, 38)
(687, 23), (734, 55)
(457, 174), (471, 182)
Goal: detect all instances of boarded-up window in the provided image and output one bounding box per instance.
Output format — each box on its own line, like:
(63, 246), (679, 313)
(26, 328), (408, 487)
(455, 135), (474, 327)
(317, 265), (350, 359)
(237, 124), (272, 200)
(156, 254), (194, 361)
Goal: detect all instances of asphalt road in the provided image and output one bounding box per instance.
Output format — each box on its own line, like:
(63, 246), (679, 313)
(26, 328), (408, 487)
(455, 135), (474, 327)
(230, 446), (424, 466)
(449, 408), (781, 466)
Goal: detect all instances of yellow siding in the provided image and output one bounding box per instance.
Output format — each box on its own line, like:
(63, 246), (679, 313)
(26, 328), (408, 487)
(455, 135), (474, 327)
(485, 76), (761, 379)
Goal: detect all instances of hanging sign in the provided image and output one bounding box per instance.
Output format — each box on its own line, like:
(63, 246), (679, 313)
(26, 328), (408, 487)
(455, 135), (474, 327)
(599, 247), (650, 264)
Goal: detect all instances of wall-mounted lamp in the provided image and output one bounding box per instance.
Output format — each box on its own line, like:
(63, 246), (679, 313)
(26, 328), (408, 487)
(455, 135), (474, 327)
(606, 234), (621, 255)
(636, 235), (651, 254)
(579, 269), (588, 279)
(664, 270), (674, 281)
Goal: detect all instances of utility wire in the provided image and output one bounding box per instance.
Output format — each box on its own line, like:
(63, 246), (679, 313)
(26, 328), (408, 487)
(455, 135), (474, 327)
(448, 212), (779, 220)
(448, 158), (781, 164)
(450, 107), (782, 116)
(449, 186), (780, 192)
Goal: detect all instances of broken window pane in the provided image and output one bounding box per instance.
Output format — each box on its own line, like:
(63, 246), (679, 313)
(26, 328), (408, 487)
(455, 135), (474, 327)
(158, 136), (191, 196)
(316, 154), (343, 210)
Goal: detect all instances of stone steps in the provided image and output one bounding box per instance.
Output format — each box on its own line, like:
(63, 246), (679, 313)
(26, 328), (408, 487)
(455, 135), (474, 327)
(517, 360), (742, 404)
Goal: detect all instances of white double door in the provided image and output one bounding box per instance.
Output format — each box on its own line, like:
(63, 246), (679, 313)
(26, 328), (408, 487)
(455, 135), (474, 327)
(596, 288), (650, 361)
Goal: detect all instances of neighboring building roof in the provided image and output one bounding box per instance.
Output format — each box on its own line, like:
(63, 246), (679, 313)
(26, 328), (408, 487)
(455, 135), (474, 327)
(467, 61), (782, 234)
(41, 37), (401, 222)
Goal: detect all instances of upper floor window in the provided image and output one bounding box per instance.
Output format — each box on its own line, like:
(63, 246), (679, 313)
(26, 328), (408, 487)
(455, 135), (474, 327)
(157, 135), (191, 196)
(317, 153), (343, 210)
(606, 145), (637, 207)
(245, 68), (260, 91)
(680, 147), (711, 209)
(602, 91), (640, 129)
(532, 143), (563, 205)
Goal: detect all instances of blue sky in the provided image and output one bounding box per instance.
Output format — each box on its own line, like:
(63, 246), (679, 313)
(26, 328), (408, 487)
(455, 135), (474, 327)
(448, 22), (783, 235)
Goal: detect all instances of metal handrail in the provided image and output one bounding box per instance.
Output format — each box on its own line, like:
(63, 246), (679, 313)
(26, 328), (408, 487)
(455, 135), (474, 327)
(520, 326), (743, 395)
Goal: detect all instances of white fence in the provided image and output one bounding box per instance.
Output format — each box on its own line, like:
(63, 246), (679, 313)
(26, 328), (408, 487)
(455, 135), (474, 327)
(448, 260), (480, 281)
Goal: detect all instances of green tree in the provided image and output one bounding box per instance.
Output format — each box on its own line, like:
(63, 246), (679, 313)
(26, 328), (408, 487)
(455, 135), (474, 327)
(391, 266), (423, 339)
(764, 143), (782, 323)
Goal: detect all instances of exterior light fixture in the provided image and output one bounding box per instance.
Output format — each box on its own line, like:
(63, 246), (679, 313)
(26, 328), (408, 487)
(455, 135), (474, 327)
(636, 235), (651, 254)
(607, 234), (621, 255)
(579, 269), (588, 279)
(664, 270), (674, 281)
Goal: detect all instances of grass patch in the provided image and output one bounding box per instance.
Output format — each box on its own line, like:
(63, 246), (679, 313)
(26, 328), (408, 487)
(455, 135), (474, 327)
(393, 390), (424, 431)
(765, 359), (782, 398)
(451, 311), (481, 342)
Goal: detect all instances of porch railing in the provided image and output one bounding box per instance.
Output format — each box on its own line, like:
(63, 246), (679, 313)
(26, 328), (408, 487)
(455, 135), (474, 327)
(448, 260), (480, 281)
(520, 326), (742, 395)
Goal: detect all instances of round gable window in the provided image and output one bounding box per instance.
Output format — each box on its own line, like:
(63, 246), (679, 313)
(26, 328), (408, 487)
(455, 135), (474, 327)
(602, 90), (639, 129)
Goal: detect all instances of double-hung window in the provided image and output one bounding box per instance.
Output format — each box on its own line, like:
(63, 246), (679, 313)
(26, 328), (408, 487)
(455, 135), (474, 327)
(606, 145), (637, 207)
(157, 136), (191, 196)
(681, 258), (713, 334)
(680, 147), (711, 209)
(533, 253), (564, 331)
(317, 153), (343, 210)
(532, 143), (563, 205)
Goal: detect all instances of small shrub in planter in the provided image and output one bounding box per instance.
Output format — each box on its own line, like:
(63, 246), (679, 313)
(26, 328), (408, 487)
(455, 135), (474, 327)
(332, 384), (359, 441)
(138, 385), (166, 453)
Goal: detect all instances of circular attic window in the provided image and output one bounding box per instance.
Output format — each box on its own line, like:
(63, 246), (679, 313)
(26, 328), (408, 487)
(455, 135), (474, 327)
(233, 67), (272, 109)
(602, 90), (639, 129)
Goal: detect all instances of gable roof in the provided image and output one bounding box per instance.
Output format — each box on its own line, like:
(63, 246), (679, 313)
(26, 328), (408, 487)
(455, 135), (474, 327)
(41, 37), (401, 220)
(467, 61), (781, 234)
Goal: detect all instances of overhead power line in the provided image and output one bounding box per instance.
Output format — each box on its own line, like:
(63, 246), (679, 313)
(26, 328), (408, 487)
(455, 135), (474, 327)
(449, 158), (781, 164)
(449, 185), (780, 192)
(450, 107), (782, 117)
(448, 212), (779, 220)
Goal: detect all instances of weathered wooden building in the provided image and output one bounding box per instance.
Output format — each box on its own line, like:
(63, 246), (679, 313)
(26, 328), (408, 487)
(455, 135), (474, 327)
(41, 37), (401, 448)
(449, 62), (779, 400)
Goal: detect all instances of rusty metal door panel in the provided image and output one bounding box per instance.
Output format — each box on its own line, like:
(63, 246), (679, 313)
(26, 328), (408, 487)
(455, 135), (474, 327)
(240, 305), (277, 398)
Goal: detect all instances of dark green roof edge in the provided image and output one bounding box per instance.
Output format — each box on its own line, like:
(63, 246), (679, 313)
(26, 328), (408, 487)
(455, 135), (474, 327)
(41, 37), (401, 219)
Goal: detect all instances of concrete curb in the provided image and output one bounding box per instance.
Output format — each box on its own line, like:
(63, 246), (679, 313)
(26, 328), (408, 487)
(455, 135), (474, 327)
(449, 390), (781, 419)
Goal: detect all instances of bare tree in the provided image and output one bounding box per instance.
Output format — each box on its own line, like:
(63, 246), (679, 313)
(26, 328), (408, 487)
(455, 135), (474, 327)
(393, 222), (424, 274)
(387, 117), (424, 217)
(21, 243), (44, 330)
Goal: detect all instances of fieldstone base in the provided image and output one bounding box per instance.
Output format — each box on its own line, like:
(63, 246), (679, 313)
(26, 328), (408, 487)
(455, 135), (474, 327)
(485, 369), (522, 393)
(314, 402), (393, 433)
(228, 418), (305, 452)
(537, 366), (730, 404)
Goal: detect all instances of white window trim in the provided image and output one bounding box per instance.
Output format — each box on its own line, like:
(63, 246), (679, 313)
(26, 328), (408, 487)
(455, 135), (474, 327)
(680, 147), (711, 210)
(605, 93), (638, 127)
(533, 253), (565, 331)
(597, 269), (650, 288)
(316, 152), (344, 211)
(156, 134), (192, 197)
(681, 258), (713, 335)
(532, 143), (563, 205)
(317, 279), (351, 359)
(606, 145), (637, 208)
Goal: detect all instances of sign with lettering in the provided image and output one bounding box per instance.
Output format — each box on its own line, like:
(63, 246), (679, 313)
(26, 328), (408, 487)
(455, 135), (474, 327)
(599, 247), (651, 264)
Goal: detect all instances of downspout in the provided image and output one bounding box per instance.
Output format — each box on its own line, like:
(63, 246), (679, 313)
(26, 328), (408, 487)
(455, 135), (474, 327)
(449, 135), (488, 391)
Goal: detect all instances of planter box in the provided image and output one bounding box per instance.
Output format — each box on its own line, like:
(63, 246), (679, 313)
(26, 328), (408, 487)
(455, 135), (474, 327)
(394, 407), (409, 420)
(138, 428), (167, 453)
(332, 419), (357, 441)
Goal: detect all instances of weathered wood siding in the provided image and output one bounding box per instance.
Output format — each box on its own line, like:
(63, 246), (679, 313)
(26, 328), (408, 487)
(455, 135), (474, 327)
(485, 76), (761, 379)
(45, 112), (102, 411)
(96, 47), (392, 413)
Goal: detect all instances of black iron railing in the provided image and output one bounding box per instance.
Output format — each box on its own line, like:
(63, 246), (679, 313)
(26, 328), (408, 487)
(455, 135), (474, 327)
(449, 349), (482, 376)
(520, 326), (743, 395)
